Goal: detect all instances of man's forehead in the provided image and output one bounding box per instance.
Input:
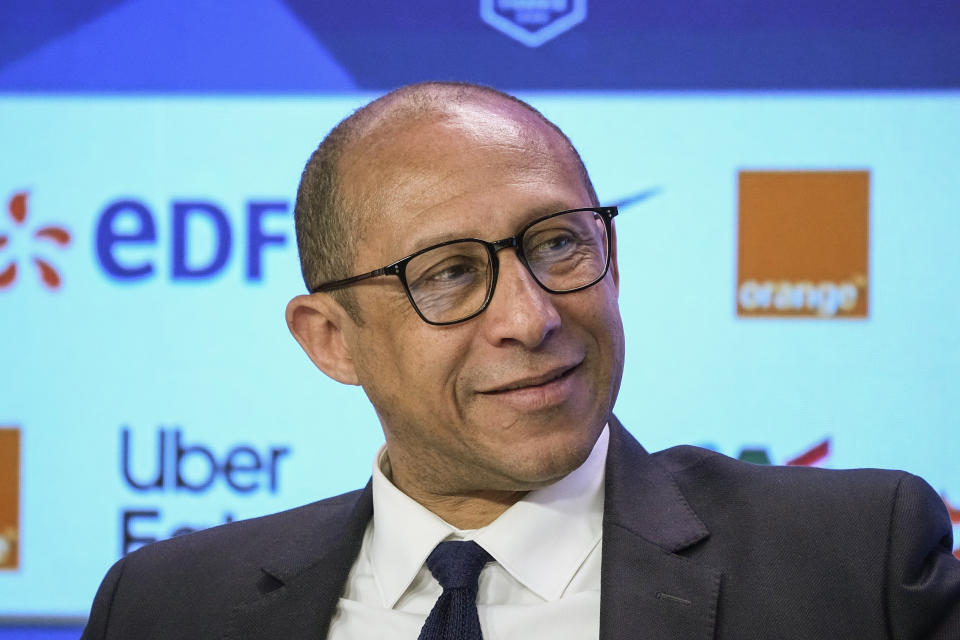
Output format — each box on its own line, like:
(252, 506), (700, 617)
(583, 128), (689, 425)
(337, 97), (571, 227)
(344, 98), (551, 171)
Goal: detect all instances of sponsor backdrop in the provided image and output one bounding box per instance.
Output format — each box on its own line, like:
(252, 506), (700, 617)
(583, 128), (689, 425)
(1, 1), (959, 636)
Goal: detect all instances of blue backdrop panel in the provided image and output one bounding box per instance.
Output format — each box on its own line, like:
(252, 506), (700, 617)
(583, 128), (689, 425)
(1, 0), (959, 91)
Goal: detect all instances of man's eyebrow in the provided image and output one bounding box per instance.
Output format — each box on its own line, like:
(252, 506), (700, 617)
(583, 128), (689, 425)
(404, 202), (583, 253)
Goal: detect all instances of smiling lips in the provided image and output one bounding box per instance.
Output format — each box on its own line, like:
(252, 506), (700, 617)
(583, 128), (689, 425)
(481, 362), (581, 395)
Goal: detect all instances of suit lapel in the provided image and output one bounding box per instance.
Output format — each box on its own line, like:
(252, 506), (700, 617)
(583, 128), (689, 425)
(226, 483), (373, 640)
(600, 418), (721, 640)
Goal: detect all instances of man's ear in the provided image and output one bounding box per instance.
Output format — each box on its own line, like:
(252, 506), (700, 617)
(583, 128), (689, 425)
(285, 294), (360, 385)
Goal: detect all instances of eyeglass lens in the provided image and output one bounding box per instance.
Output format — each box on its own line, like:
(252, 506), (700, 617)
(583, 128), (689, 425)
(404, 209), (609, 324)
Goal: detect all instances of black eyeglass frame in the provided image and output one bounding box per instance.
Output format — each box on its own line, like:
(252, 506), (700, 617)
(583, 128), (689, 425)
(310, 205), (619, 326)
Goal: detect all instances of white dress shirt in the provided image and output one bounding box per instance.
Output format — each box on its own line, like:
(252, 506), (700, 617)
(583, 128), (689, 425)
(327, 426), (609, 640)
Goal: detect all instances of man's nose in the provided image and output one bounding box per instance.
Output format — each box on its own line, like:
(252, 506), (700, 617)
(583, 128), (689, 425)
(479, 250), (561, 348)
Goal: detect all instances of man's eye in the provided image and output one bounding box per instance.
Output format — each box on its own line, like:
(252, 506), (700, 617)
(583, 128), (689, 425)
(428, 262), (477, 283)
(529, 231), (577, 259)
(410, 256), (484, 289)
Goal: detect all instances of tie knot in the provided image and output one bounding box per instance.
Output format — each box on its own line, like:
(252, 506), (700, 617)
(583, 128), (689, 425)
(426, 541), (492, 591)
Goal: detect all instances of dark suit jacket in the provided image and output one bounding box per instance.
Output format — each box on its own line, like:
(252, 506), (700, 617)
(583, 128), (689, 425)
(81, 418), (960, 639)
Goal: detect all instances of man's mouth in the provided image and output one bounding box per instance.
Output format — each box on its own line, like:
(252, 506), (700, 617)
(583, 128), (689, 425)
(482, 362), (580, 394)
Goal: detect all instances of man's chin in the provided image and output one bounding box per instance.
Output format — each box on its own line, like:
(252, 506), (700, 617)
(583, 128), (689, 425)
(480, 426), (603, 489)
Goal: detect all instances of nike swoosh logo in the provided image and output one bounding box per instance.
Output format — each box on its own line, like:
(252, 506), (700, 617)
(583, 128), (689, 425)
(611, 186), (661, 210)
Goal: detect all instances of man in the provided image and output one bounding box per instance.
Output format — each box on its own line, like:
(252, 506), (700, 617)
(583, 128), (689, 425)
(82, 82), (960, 639)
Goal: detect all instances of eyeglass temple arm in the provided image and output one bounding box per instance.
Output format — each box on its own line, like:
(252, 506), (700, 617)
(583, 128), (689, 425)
(310, 264), (401, 294)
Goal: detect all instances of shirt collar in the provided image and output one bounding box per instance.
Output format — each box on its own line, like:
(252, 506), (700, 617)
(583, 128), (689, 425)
(368, 425), (608, 606)
(368, 449), (456, 608)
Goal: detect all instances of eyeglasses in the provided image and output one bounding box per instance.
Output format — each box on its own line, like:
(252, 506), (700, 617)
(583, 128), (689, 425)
(311, 206), (618, 325)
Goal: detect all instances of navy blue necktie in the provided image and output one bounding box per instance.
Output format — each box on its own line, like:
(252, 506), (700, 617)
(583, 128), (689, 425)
(418, 540), (493, 640)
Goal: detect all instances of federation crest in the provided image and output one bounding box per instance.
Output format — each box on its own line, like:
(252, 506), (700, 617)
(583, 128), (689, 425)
(480, 0), (587, 48)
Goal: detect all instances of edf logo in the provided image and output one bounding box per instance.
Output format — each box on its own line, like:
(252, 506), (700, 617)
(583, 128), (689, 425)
(481, 0), (587, 48)
(94, 199), (288, 281)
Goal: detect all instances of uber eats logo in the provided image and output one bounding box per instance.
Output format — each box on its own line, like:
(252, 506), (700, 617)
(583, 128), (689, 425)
(119, 427), (291, 555)
(737, 171), (870, 318)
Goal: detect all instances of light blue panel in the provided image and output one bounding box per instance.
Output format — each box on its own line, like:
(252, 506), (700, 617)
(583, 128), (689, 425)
(0, 93), (957, 617)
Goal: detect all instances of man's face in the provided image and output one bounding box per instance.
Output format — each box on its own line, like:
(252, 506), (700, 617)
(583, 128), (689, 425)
(337, 100), (625, 498)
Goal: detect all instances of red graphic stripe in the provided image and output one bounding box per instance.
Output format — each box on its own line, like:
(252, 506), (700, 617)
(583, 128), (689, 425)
(0, 262), (16, 288)
(786, 439), (830, 466)
(8, 192), (27, 224)
(0, 235), (8, 249)
(942, 495), (960, 525)
(35, 226), (71, 246)
(33, 257), (61, 289)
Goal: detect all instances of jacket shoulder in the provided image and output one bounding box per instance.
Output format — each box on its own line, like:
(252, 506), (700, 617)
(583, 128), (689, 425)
(653, 443), (911, 496)
(124, 487), (368, 568)
(81, 487), (371, 639)
(648, 444), (930, 551)
(648, 445), (960, 638)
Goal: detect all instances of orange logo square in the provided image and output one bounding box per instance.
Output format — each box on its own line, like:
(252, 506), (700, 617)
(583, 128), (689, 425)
(0, 427), (19, 570)
(737, 171), (870, 318)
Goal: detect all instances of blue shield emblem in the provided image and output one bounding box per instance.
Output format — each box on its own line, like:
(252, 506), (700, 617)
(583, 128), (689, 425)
(480, 0), (588, 48)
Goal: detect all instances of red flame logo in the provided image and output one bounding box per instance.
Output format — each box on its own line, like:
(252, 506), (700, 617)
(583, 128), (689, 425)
(0, 191), (71, 290)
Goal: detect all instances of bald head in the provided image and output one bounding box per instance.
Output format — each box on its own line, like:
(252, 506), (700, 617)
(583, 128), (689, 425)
(293, 82), (598, 318)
